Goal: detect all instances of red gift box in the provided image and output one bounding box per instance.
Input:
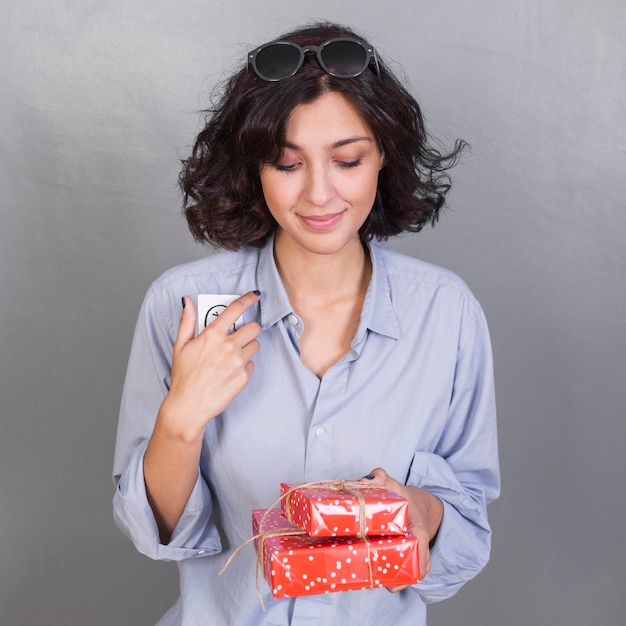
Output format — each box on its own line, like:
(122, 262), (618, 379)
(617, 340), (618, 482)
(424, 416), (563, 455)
(280, 482), (409, 537)
(252, 508), (420, 599)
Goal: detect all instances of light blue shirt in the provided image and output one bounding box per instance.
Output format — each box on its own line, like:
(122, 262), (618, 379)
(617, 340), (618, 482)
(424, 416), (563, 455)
(113, 237), (500, 626)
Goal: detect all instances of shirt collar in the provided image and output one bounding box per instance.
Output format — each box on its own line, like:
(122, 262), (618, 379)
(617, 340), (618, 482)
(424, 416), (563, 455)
(256, 234), (296, 330)
(355, 241), (400, 342)
(255, 235), (400, 341)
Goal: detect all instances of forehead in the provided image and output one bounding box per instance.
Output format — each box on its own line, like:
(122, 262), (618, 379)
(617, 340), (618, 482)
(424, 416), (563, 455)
(284, 91), (374, 148)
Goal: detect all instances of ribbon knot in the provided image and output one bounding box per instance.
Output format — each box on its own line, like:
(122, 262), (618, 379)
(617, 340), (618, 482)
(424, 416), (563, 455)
(283, 479), (374, 538)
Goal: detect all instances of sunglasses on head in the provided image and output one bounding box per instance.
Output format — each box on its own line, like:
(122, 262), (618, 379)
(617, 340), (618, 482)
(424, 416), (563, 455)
(248, 37), (380, 82)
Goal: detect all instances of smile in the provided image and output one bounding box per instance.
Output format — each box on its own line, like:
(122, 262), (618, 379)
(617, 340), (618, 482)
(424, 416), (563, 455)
(299, 211), (345, 231)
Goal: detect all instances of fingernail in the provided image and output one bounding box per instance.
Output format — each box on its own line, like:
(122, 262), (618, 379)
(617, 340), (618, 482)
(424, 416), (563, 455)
(362, 474), (375, 480)
(181, 297), (186, 309)
(253, 290), (261, 296)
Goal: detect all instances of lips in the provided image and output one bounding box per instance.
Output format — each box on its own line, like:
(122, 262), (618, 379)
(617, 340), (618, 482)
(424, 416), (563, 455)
(299, 211), (344, 231)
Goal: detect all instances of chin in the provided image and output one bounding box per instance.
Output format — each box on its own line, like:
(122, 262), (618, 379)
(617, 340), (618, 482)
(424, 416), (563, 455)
(297, 231), (363, 257)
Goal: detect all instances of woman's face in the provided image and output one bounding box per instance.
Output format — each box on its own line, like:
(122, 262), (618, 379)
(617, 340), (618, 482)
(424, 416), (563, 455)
(259, 90), (384, 260)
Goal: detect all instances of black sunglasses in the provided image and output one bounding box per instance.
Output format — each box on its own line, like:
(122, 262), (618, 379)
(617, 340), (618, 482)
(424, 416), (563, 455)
(248, 37), (380, 82)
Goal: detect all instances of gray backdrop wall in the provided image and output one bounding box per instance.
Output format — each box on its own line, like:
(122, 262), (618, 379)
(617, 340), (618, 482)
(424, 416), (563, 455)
(2, 0), (624, 624)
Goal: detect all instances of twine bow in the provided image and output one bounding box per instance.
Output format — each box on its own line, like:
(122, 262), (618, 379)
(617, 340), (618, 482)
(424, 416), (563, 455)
(283, 479), (380, 538)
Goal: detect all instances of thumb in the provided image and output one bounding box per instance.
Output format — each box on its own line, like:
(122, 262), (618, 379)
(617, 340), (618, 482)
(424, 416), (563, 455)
(360, 467), (388, 485)
(360, 468), (402, 493)
(175, 296), (197, 352)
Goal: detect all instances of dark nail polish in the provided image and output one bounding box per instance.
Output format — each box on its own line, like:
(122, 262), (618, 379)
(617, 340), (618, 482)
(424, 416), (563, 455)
(253, 290), (261, 296)
(181, 297), (186, 309)
(362, 474), (375, 480)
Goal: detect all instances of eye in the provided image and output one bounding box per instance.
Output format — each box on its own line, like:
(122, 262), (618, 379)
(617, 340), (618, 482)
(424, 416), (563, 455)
(338, 158), (363, 168)
(274, 162), (299, 173)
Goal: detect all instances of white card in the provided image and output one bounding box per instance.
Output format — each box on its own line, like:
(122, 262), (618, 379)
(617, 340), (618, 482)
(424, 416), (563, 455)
(197, 294), (243, 334)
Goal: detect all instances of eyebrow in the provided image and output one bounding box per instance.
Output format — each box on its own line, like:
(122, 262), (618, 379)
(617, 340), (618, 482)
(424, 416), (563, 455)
(284, 136), (374, 151)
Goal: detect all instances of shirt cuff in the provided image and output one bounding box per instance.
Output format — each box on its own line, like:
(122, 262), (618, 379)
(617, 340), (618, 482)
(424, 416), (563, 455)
(405, 451), (492, 603)
(113, 440), (222, 561)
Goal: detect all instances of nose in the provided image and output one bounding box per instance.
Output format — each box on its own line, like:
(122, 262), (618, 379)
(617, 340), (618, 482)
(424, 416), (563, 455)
(303, 163), (336, 207)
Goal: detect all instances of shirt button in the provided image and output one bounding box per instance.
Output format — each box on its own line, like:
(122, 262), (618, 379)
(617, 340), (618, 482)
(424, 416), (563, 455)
(315, 428), (325, 438)
(287, 314), (298, 326)
(197, 550), (206, 555)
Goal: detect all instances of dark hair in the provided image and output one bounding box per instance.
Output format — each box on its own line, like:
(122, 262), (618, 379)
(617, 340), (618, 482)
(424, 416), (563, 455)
(180, 21), (466, 250)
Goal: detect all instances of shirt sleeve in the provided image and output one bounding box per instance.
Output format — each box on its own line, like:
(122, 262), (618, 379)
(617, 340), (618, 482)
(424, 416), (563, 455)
(112, 283), (222, 561)
(407, 297), (500, 603)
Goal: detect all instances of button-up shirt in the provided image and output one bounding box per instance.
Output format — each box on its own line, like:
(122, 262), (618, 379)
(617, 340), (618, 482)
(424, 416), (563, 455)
(113, 236), (500, 626)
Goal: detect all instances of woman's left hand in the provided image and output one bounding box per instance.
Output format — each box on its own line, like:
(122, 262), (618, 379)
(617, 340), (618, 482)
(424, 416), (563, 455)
(360, 467), (443, 591)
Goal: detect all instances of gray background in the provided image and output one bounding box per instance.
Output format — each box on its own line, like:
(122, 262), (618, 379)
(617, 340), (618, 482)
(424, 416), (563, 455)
(1, 0), (624, 624)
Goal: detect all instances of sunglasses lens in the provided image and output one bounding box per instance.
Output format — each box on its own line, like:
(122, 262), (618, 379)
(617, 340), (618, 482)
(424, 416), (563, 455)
(321, 40), (368, 77)
(254, 43), (301, 81)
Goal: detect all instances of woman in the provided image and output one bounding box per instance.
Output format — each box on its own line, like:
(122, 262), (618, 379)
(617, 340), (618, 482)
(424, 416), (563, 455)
(113, 21), (500, 626)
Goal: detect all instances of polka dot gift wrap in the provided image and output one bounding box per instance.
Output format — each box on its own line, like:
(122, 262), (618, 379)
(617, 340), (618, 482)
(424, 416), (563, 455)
(280, 482), (409, 538)
(252, 509), (420, 600)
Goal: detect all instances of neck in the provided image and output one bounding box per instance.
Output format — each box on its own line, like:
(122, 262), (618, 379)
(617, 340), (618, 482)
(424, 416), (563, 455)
(273, 232), (371, 305)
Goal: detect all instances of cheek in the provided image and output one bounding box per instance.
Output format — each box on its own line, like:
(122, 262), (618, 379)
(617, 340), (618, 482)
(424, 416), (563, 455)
(347, 167), (380, 207)
(260, 169), (297, 201)
(259, 173), (295, 223)
(259, 171), (281, 209)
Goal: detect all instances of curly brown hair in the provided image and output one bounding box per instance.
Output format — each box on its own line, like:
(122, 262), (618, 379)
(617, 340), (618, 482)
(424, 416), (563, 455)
(180, 21), (466, 250)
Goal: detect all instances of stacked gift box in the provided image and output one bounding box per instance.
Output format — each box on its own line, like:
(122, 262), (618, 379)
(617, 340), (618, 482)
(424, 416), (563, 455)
(252, 481), (420, 600)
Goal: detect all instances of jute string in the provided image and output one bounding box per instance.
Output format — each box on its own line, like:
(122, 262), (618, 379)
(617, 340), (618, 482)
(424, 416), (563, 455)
(219, 480), (387, 611)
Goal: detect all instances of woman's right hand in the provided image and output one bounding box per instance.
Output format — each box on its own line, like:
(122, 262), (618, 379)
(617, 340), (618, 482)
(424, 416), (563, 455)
(160, 291), (262, 441)
(144, 291), (261, 542)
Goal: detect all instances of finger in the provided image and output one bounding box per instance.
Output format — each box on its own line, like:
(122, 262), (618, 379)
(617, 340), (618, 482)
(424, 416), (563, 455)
(240, 337), (261, 363)
(407, 521), (431, 580)
(228, 319), (262, 349)
(204, 290), (261, 334)
(360, 467), (394, 489)
(174, 296), (197, 354)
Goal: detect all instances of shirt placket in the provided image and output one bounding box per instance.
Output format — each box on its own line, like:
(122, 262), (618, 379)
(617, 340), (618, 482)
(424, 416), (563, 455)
(281, 309), (363, 482)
